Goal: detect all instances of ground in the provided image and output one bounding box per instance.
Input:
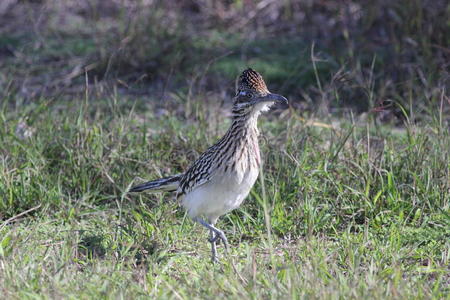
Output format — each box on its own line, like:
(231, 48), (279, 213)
(0, 1), (449, 299)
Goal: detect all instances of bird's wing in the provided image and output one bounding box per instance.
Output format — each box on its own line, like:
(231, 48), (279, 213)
(177, 147), (218, 197)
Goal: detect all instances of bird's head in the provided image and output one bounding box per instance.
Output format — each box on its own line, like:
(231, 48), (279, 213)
(234, 68), (288, 116)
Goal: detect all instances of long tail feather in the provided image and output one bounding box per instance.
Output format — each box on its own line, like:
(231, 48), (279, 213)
(129, 174), (182, 193)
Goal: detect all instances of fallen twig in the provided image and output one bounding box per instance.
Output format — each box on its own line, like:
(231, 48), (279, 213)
(0, 204), (41, 230)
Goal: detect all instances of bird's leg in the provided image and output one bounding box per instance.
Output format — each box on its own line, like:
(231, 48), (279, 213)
(195, 218), (229, 255)
(209, 229), (218, 263)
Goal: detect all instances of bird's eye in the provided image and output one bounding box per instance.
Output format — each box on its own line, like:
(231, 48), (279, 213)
(246, 93), (253, 98)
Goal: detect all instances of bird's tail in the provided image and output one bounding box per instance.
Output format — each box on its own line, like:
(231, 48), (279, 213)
(129, 174), (182, 193)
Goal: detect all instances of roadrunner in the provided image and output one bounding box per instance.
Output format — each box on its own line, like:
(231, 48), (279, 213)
(130, 68), (288, 262)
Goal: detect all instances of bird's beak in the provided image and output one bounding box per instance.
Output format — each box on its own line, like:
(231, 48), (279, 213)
(262, 93), (289, 108)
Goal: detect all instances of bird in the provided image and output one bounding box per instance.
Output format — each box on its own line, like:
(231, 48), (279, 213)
(129, 68), (288, 262)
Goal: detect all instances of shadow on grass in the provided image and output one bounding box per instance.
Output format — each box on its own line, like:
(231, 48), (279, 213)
(77, 230), (160, 266)
(78, 234), (107, 259)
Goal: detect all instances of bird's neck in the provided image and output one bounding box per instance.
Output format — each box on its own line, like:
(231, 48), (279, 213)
(230, 109), (260, 138)
(217, 107), (261, 168)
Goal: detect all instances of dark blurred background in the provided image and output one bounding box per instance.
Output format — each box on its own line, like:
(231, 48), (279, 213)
(0, 0), (448, 122)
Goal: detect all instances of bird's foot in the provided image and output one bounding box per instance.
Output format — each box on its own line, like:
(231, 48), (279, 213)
(208, 229), (228, 252)
(195, 218), (229, 259)
(211, 251), (219, 264)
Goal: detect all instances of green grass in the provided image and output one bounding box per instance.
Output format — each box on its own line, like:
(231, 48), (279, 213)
(0, 97), (449, 299)
(1, 1), (449, 298)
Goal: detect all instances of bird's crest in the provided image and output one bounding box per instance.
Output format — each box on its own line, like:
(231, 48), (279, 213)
(237, 68), (269, 95)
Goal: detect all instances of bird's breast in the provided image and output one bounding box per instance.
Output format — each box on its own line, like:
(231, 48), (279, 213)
(220, 136), (260, 190)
